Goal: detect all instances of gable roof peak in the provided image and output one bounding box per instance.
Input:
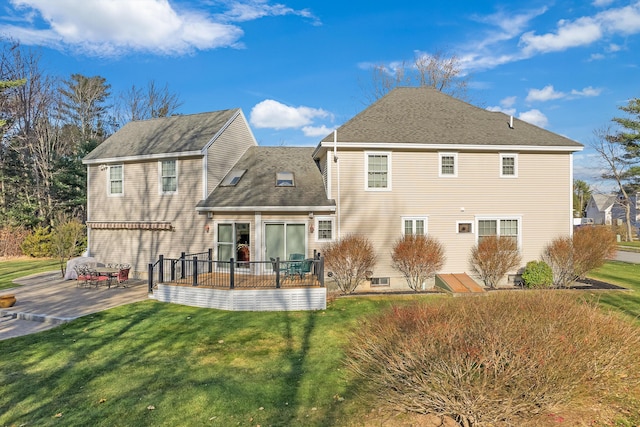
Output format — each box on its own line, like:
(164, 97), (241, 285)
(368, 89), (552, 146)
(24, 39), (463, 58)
(319, 86), (582, 150)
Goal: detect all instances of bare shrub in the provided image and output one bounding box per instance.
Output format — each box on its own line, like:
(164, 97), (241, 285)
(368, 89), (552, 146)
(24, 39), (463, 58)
(0, 226), (29, 257)
(543, 226), (617, 288)
(469, 236), (521, 288)
(391, 234), (445, 291)
(323, 234), (376, 294)
(346, 292), (640, 426)
(50, 215), (86, 277)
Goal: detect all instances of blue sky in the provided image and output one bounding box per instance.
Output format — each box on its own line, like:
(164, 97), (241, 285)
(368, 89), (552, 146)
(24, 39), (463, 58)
(1, 0), (640, 191)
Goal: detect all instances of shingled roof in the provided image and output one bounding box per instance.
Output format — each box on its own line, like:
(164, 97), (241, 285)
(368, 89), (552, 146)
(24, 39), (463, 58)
(197, 146), (335, 211)
(319, 87), (583, 149)
(84, 109), (240, 163)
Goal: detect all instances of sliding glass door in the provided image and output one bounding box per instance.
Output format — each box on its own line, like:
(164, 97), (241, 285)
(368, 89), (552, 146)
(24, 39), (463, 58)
(265, 223), (305, 268)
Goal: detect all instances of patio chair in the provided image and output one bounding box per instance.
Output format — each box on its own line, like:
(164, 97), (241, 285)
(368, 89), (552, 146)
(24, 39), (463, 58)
(288, 258), (313, 279)
(270, 257), (290, 279)
(74, 265), (91, 288)
(116, 267), (130, 287)
(285, 253), (307, 278)
(88, 269), (111, 288)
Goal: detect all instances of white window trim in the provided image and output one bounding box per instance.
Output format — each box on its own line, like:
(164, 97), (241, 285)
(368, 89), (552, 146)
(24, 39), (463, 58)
(456, 221), (473, 234)
(475, 215), (522, 249)
(500, 153), (518, 178)
(439, 152), (458, 177)
(364, 151), (392, 191)
(107, 164), (124, 197)
(402, 216), (428, 235)
(158, 159), (178, 195)
(315, 217), (335, 241)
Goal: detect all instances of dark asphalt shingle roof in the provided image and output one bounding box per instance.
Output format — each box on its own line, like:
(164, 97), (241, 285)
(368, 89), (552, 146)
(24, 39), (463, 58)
(320, 87), (583, 148)
(197, 146), (334, 210)
(84, 109), (239, 162)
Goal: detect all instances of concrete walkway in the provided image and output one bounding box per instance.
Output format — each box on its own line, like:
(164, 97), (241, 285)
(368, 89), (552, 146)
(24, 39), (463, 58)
(0, 271), (151, 340)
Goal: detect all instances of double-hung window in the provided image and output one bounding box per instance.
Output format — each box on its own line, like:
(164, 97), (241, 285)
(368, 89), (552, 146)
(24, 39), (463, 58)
(477, 217), (520, 247)
(316, 217), (334, 241)
(160, 160), (177, 193)
(108, 164), (123, 196)
(403, 217), (427, 235)
(439, 152), (458, 177)
(365, 152), (391, 190)
(500, 153), (518, 178)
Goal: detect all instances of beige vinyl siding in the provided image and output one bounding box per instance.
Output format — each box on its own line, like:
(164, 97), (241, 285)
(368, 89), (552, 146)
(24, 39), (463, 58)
(333, 148), (572, 288)
(87, 157), (211, 276)
(211, 212), (334, 261)
(206, 114), (256, 195)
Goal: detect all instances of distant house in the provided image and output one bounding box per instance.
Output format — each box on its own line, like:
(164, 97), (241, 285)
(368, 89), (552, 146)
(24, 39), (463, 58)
(586, 192), (640, 234)
(586, 194), (618, 225)
(84, 87), (583, 288)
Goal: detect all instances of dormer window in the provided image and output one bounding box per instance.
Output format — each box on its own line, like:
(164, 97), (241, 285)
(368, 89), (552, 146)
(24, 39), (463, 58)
(276, 171), (294, 187)
(221, 169), (246, 186)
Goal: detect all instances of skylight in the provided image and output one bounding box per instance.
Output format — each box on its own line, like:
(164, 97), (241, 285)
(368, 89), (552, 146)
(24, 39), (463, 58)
(276, 171), (294, 187)
(220, 169), (246, 186)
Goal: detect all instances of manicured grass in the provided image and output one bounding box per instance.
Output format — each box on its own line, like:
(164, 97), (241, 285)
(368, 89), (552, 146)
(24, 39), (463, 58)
(2, 260), (640, 426)
(619, 241), (640, 249)
(0, 294), (430, 426)
(587, 260), (640, 320)
(0, 258), (59, 290)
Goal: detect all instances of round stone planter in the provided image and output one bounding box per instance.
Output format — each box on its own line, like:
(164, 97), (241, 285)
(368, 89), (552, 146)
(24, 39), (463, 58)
(0, 294), (16, 308)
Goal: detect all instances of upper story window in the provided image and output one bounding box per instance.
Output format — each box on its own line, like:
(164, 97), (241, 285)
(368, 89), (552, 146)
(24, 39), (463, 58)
(439, 152), (458, 177)
(316, 217), (334, 241)
(366, 152), (391, 190)
(276, 171), (294, 186)
(108, 164), (123, 196)
(403, 217), (427, 235)
(160, 160), (177, 193)
(500, 153), (518, 178)
(221, 169), (246, 186)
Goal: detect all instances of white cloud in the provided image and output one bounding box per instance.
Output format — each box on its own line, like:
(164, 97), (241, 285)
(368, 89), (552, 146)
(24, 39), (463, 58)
(589, 52), (606, 61)
(592, 0), (614, 7)
(250, 99), (330, 130)
(486, 96), (517, 115)
(302, 125), (334, 137)
(218, 0), (319, 25)
(519, 2), (640, 55)
(570, 86), (602, 97)
(486, 105), (516, 115)
(1, 0), (317, 56)
(526, 85), (565, 102)
(518, 109), (548, 127)
(520, 17), (602, 54)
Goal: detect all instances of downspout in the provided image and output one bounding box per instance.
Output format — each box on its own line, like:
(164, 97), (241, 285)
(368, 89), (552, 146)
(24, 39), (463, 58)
(569, 153), (574, 236)
(334, 130), (340, 239)
(86, 164), (91, 257)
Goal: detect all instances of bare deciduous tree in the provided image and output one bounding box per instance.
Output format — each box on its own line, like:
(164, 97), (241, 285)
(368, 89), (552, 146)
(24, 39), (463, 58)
(591, 126), (638, 241)
(115, 80), (182, 127)
(362, 49), (471, 103)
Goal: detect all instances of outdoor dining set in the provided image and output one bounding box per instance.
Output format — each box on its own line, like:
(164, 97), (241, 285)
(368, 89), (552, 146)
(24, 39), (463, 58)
(73, 263), (130, 289)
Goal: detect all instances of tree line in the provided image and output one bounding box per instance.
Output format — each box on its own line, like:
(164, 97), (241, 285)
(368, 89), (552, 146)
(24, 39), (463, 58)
(0, 39), (182, 230)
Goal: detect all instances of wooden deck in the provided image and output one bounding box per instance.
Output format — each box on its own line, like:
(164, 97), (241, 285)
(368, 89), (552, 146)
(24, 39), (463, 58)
(163, 271), (322, 289)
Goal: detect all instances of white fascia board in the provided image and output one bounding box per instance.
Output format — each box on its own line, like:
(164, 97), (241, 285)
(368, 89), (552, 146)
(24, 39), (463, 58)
(83, 150), (202, 165)
(200, 109), (241, 153)
(196, 205), (336, 212)
(316, 141), (583, 153)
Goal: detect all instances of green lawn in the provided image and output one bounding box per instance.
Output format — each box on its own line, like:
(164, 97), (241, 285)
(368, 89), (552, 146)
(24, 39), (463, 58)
(587, 260), (640, 320)
(0, 258), (59, 290)
(0, 289), (428, 426)
(0, 260), (639, 426)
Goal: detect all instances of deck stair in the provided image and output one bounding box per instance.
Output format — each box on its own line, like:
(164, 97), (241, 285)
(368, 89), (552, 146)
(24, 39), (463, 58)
(435, 273), (486, 296)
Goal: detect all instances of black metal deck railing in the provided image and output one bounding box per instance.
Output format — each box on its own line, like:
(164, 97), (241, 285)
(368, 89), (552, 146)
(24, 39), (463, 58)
(148, 252), (324, 293)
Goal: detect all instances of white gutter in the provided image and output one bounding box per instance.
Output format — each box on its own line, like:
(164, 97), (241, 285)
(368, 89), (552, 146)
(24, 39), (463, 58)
(334, 130), (341, 239)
